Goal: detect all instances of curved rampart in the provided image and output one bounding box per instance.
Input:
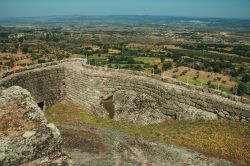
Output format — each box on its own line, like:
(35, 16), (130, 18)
(0, 64), (65, 108)
(0, 59), (249, 123)
(64, 63), (250, 123)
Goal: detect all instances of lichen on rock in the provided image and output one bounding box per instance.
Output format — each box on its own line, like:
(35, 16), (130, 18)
(0, 86), (73, 166)
(177, 104), (218, 121)
(111, 90), (166, 125)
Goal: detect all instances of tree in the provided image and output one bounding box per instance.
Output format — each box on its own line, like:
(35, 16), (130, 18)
(154, 68), (161, 75)
(56, 54), (64, 60)
(18, 37), (24, 43)
(38, 59), (46, 64)
(242, 74), (250, 83)
(2, 48), (7, 53)
(160, 55), (166, 63)
(22, 47), (29, 54)
(238, 67), (245, 74)
(5, 61), (14, 67)
(162, 62), (172, 71)
(230, 69), (239, 77)
(10, 48), (17, 54)
(213, 63), (222, 73)
(207, 80), (212, 86)
(127, 57), (135, 64)
(166, 52), (172, 57)
(237, 83), (249, 96)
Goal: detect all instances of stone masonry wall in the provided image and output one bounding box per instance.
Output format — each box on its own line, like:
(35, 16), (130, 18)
(0, 59), (249, 123)
(0, 65), (65, 108)
(64, 62), (250, 123)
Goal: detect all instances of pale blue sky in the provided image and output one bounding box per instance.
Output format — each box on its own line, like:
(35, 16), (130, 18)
(1, 0), (250, 18)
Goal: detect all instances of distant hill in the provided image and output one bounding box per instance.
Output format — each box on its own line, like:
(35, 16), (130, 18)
(0, 15), (250, 31)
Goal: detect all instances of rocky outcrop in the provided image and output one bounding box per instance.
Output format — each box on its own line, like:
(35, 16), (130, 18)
(58, 124), (232, 166)
(111, 90), (166, 125)
(0, 86), (72, 166)
(177, 104), (218, 121)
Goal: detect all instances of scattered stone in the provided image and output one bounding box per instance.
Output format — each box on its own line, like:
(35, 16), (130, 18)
(22, 131), (36, 138)
(241, 119), (247, 123)
(218, 112), (225, 117)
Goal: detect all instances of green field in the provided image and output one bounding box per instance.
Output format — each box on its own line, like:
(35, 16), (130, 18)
(134, 57), (159, 63)
(172, 49), (250, 63)
(177, 75), (232, 93)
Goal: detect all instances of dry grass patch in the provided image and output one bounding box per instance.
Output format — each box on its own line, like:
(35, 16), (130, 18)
(108, 49), (121, 54)
(164, 66), (237, 88)
(164, 45), (182, 50)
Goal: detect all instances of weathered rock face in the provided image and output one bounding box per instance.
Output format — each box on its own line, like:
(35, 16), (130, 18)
(58, 124), (232, 166)
(0, 86), (72, 166)
(111, 90), (166, 125)
(177, 104), (218, 121)
(107, 90), (218, 124)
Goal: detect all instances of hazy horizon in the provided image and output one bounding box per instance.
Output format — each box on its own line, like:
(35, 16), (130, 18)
(1, 0), (250, 19)
(1, 14), (250, 20)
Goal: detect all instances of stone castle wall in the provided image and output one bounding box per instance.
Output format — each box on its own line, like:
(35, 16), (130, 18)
(0, 65), (65, 108)
(0, 59), (249, 123)
(64, 63), (250, 123)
